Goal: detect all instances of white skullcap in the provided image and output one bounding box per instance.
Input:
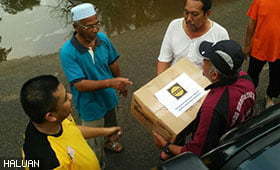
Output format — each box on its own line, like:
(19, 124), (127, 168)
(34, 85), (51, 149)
(71, 3), (96, 21)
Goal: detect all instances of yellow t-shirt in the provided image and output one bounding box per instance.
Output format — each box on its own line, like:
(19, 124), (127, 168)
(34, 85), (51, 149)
(23, 118), (100, 170)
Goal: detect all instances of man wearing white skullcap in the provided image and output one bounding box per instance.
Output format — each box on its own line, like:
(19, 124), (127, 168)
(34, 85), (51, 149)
(59, 3), (132, 167)
(71, 3), (96, 22)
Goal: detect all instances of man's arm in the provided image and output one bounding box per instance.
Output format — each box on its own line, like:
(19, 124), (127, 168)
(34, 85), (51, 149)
(109, 60), (131, 97)
(73, 60), (133, 93)
(74, 78), (132, 92)
(78, 126), (121, 139)
(109, 60), (121, 77)
(157, 61), (171, 75)
(243, 18), (257, 59)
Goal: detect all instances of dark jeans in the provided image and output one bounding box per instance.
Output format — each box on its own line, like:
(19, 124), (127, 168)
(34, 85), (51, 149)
(247, 56), (280, 98)
(104, 108), (117, 127)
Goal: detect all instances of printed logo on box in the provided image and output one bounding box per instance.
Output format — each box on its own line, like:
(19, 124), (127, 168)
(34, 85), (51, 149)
(168, 83), (187, 99)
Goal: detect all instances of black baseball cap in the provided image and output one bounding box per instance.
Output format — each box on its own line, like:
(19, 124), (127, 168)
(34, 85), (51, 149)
(199, 40), (244, 76)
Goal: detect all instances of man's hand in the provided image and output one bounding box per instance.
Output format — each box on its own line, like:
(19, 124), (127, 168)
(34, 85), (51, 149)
(153, 131), (168, 148)
(160, 151), (170, 160)
(109, 77), (133, 91)
(106, 126), (122, 137)
(153, 132), (170, 160)
(153, 131), (183, 160)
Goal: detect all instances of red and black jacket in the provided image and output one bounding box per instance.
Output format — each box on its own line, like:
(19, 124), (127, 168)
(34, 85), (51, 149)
(181, 71), (256, 156)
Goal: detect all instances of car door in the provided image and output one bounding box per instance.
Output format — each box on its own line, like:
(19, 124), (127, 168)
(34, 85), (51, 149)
(221, 126), (280, 170)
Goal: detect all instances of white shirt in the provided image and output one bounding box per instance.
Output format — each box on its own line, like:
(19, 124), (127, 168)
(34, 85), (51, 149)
(88, 47), (95, 64)
(158, 18), (229, 67)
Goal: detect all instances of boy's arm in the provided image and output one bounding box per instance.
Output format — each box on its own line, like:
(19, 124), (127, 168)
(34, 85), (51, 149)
(78, 126), (121, 139)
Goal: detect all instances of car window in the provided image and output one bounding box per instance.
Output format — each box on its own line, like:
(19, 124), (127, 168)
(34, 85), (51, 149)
(237, 142), (280, 170)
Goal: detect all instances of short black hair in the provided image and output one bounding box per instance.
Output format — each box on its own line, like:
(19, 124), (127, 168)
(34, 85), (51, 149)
(20, 75), (60, 124)
(185, 0), (212, 13)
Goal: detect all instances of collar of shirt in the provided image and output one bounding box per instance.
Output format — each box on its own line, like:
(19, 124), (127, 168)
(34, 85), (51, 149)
(70, 32), (101, 54)
(205, 77), (238, 90)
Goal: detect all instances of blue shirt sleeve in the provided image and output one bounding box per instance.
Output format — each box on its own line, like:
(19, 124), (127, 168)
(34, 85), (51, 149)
(59, 47), (85, 83)
(98, 32), (120, 65)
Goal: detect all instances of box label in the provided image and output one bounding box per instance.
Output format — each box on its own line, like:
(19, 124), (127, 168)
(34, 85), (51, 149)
(168, 83), (187, 99)
(155, 73), (206, 117)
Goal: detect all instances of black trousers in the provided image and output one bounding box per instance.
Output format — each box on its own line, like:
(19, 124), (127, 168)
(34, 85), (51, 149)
(247, 56), (280, 98)
(104, 108), (118, 127)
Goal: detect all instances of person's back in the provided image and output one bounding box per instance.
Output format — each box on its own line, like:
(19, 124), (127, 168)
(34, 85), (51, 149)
(226, 72), (255, 128)
(153, 40), (256, 160)
(184, 72), (255, 155)
(194, 71), (255, 154)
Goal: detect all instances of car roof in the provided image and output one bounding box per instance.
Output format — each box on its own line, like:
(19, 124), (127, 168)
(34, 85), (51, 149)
(201, 103), (280, 168)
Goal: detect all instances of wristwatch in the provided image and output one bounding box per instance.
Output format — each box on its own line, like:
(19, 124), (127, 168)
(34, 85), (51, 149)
(161, 142), (174, 157)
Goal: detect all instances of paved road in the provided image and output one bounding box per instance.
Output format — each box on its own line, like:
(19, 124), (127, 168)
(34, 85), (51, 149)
(0, 0), (270, 169)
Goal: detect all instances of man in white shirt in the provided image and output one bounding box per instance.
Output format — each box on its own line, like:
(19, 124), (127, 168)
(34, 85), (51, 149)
(157, 0), (229, 75)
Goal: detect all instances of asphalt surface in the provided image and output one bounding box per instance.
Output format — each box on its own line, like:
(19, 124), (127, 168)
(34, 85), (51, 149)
(0, 0), (272, 169)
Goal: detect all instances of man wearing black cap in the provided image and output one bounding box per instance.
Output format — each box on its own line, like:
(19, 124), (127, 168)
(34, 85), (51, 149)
(153, 40), (256, 159)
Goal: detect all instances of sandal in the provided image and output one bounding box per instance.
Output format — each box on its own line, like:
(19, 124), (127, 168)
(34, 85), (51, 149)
(104, 141), (123, 153)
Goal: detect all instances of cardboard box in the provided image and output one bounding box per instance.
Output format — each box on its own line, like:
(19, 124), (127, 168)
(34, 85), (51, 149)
(131, 58), (211, 140)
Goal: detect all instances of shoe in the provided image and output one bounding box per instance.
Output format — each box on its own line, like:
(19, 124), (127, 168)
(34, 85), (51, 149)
(265, 96), (275, 109)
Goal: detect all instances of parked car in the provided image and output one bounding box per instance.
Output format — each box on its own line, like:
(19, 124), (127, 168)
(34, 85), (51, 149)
(156, 152), (208, 170)
(157, 103), (280, 170)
